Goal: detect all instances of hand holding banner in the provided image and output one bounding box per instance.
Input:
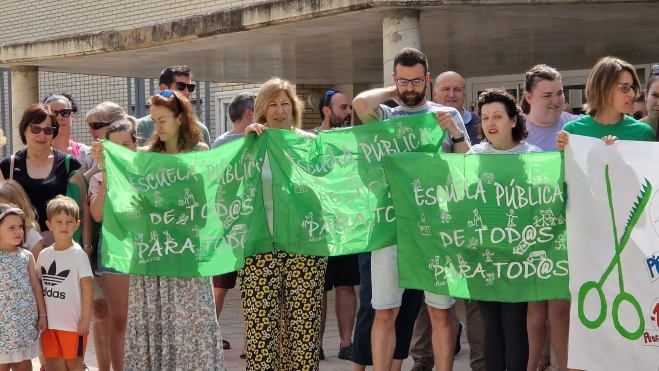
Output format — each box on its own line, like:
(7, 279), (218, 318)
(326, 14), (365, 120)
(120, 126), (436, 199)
(267, 113), (446, 256)
(101, 136), (272, 277)
(565, 135), (659, 370)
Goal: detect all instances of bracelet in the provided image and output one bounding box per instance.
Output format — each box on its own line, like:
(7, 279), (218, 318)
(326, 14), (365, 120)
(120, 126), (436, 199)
(83, 244), (93, 249)
(39, 314), (47, 317)
(451, 132), (466, 144)
(98, 163), (106, 172)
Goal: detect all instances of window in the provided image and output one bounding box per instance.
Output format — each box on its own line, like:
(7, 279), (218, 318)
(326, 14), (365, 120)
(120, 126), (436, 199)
(215, 88), (259, 137)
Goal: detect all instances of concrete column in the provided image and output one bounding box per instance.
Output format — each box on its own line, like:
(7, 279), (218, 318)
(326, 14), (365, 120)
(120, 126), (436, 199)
(382, 9), (421, 87)
(11, 66), (38, 153)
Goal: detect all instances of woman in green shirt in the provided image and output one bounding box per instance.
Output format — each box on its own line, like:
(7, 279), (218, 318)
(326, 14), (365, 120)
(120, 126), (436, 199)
(557, 56), (655, 150)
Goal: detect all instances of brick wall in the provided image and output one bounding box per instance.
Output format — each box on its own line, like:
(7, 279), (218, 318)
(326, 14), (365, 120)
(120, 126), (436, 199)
(297, 84), (334, 130)
(0, 0), (263, 44)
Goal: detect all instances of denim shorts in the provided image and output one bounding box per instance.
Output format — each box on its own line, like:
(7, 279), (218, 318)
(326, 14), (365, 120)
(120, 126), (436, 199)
(371, 245), (454, 310)
(96, 234), (125, 276)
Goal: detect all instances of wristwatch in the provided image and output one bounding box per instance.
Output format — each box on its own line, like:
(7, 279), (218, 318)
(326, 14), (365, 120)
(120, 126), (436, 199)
(451, 132), (466, 144)
(83, 244), (93, 249)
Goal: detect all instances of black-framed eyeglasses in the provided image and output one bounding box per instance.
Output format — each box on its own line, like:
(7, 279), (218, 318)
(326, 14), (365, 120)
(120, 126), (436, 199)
(51, 108), (72, 118)
(617, 83), (638, 94)
(88, 122), (112, 131)
(175, 82), (196, 93)
(395, 77), (425, 87)
(652, 65), (659, 77)
(29, 125), (57, 136)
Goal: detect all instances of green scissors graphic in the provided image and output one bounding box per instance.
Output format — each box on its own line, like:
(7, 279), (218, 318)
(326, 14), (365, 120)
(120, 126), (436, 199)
(577, 165), (649, 340)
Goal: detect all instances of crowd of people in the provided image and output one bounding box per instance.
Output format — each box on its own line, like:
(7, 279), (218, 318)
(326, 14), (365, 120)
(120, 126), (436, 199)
(0, 47), (655, 371)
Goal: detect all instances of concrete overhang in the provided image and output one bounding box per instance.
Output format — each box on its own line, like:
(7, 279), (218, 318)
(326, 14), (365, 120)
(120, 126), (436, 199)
(1, 0), (656, 83)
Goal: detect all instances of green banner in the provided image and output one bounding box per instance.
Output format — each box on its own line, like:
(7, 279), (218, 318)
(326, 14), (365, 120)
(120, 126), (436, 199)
(383, 152), (569, 302)
(101, 138), (272, 277)
(101, 114), (446, 277)
(267, 113), (445, 255)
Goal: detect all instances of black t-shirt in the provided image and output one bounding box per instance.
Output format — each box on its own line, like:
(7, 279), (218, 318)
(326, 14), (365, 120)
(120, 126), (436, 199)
(0, 148), (81, 231)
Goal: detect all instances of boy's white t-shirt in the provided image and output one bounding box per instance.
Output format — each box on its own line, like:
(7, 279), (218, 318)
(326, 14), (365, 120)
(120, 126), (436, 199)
(37, 243), (93, 332)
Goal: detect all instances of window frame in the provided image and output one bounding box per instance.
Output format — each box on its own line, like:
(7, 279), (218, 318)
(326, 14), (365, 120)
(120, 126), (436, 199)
(214, 88), (260, 137)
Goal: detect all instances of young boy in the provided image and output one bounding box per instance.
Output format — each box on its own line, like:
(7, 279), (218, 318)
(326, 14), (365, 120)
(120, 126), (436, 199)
(37, 195), (93, 371)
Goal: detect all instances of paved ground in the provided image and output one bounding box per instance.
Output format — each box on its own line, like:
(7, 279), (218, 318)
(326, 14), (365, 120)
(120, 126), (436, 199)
(33, 286), (474, 371)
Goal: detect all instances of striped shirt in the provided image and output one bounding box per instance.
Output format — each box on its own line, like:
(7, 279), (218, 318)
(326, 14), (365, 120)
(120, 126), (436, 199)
(467, 141), (541, 155)
(378, 101), (470, 153)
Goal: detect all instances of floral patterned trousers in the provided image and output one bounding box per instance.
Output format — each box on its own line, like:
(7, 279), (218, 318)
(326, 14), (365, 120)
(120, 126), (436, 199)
(239, 251), (328, 371)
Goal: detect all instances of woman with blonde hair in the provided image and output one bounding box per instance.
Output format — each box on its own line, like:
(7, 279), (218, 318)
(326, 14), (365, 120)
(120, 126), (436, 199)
(85, 102), (138, 180)
(241, 77), (327, 370)
(91, 90), (223, 371)
(86, 102), (138, 142)
(557, 56), (655, 149)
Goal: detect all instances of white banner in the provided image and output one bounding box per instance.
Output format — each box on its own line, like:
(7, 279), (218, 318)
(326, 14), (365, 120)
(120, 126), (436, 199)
(565, 135), (659, 370)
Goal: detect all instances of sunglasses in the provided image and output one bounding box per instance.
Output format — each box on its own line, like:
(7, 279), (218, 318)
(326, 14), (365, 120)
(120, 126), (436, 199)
(29, 125), (57, 136)
(174, 82), (196, 93)
(51, 108), (72, 117)
(617, 83), (638, 94)
(88, 122), (112, 130)
(156, 90), (184, 112)
(323, 90), (337, 108)
(395, 77), (425, 87)
(158, 90), (176, 99)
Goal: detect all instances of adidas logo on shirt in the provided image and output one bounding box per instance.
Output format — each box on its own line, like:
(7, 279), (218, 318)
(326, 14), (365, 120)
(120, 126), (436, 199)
(41, 261), (69, 299)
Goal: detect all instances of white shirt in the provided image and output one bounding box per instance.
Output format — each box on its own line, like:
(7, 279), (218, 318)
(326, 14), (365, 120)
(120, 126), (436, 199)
(37, 243), (93, 332)
(467, 141), (542, 155)
(24, 228), (43, 251)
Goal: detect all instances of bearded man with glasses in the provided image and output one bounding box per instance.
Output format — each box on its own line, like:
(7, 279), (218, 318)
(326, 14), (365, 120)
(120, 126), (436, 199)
(351, 47), (470, 371)
(136, 65), (211, 146)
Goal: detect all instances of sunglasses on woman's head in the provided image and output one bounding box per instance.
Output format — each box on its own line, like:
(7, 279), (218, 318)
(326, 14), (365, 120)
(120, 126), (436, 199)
(158, 90), (176, 99)
(51, 108), (72, 118)
(156, 90), (184, 113)
(88, 122), (112, 131)
(174, 82), (196, 93)
(29, 125), (57, 136)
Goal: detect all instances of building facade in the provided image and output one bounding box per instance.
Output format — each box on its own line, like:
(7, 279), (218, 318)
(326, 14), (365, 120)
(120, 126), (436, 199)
(1, 0), (657, 152)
